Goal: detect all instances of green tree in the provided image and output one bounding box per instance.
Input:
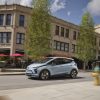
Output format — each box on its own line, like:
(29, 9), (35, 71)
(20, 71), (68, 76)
(25, 0), (51, 59)
(76, 12), (96, 70)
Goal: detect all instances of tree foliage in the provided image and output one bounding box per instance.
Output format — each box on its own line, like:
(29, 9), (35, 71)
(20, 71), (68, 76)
(76, 12), (96, 68)
(25, 0), (51, 59)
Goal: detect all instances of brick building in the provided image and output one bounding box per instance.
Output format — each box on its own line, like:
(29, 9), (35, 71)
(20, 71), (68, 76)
(0, 4), (99, 59)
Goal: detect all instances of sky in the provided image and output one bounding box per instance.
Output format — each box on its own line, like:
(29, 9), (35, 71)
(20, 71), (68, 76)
(50, 0), (100, 25)
(0, 0), (100, 25)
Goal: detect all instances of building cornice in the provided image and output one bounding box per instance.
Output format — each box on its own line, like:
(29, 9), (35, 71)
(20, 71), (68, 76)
(0, 4), (79, 30)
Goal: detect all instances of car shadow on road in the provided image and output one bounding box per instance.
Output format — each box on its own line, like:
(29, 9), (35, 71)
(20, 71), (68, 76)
(29, 76), (85, 81)
(48, 76), (84, 81)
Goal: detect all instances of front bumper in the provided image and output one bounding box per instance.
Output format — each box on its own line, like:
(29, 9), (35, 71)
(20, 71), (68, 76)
(26, 70), (39, 78)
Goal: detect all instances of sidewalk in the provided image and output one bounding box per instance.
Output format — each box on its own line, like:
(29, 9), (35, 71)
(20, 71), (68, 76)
(0, 72), (25, 76)
(0, 68), (25, 76)
(0, 81), (100, 100)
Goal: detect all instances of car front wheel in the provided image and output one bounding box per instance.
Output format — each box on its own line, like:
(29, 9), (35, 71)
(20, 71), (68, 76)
(70, 69), (77, 79)
(39, 70), (50, 80)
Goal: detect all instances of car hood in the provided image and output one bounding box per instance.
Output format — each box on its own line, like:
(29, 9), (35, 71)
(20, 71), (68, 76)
(27, 63), (46, 69)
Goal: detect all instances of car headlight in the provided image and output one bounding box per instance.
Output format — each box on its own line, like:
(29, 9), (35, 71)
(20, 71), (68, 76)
(34, 68), (38, 73)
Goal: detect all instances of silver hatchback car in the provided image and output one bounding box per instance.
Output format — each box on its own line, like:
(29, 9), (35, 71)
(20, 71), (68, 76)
(26, 57), (78, 80)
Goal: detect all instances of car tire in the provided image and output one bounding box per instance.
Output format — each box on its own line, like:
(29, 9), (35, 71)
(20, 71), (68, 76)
(70, 69), (77, 79)
(39, 70), (50, 80)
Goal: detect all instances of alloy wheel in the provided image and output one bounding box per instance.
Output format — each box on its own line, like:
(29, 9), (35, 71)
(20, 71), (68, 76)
(70, 69), (77, 78)
(40, 70), (50, 80)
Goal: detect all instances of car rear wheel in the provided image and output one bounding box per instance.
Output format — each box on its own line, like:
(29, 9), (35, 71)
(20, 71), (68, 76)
(39, 70), (50, 80)
(70, 69), (77, 78)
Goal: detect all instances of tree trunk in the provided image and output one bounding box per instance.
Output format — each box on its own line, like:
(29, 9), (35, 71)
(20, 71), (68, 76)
(83, 61), (87, 70)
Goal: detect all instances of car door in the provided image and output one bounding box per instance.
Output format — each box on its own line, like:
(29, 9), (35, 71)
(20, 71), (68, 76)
(61, 58), (73, 74)
(48, 58), (67, 75)
(54, 58), (73, 74)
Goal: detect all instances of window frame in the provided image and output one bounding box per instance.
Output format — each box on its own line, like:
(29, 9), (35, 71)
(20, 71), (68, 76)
(60, 42), (65, 51)
(0, 14), (4, 26)
(64, 43), (69, 52)
(53, 40), (69, 52)
(72, 44), (76, 53)
(56, 41), (61, 50)
(0, 32), (11, 43)
(19, 15), (25, 27)
(55, 25), (59, 35)
(65, 29), (69, 38)
(16, 33), (25, 44)
(73, 31), (77, 40)
(61, 27), (64, 37)
(6, 14), (12, 26)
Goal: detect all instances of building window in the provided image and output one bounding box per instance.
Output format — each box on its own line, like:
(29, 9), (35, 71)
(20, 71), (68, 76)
(16, 33), (25, 44)
(72, 44), (76, 53)
(54, 41), (60, 50)
(19, 15), (25, 27)
(61, 42), (65, 51)
(65, 29), (69, 38)
(65, 43), (69, 52)
(0, 14), (4, 26)
(6, 14), (12, 25)
(55, 25), (59, 35)
(53, 40), (69, 52)
(0, 32), (11, 43)
(56, 41), (60, 50)
(61, 27), (64, 37)
(73, 31), (77, 40)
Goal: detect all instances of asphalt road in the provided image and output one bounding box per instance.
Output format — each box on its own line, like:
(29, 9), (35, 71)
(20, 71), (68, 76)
(0, 72), (93, 90)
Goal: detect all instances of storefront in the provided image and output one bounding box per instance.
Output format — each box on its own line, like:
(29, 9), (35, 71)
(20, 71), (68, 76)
(0, 49), (10, 55)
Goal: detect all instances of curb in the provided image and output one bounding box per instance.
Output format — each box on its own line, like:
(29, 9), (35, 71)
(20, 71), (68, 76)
(0, 73), (25, 76)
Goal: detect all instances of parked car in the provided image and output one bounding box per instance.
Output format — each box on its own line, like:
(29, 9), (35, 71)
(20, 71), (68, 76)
(26, 57), (78, 80)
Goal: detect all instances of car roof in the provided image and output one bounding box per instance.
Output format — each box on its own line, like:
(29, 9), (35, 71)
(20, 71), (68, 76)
(47, 57), (74, 60)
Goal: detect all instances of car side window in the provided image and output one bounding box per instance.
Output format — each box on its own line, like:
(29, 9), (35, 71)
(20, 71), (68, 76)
(53, 58), (72, 65)
(52, 58), (66, 65)
(47, 58), (73, 66)
(47, 60), (58, 65)
(47, 61), (54, 65)
(63, 59), (73, 64)
(47, 59), (62, 65)
(54, 58), (64, 65)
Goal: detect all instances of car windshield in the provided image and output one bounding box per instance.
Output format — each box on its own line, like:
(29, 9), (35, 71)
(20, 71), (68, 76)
(35, 58), (52, 63)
